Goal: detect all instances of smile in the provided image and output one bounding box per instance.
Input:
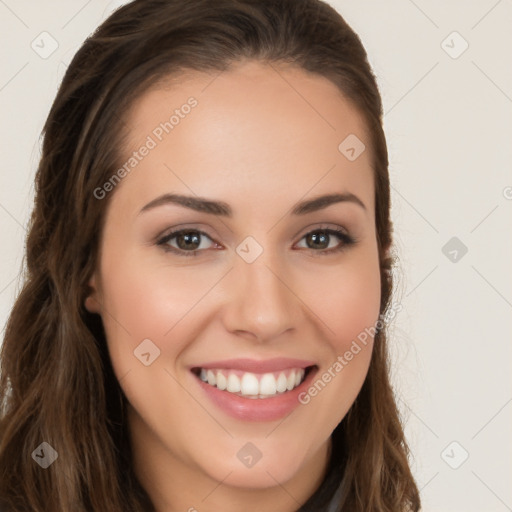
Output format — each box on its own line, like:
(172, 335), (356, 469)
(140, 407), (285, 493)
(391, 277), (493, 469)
(193, 367), (310, 399)
(190, 358), (319, 421)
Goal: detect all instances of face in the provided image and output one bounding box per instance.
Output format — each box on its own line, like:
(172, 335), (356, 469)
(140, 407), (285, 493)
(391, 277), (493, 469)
(85, 60), (381, 505)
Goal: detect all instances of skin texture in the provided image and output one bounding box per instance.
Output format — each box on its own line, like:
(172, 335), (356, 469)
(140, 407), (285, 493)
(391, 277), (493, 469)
(85, 60), (382, 512)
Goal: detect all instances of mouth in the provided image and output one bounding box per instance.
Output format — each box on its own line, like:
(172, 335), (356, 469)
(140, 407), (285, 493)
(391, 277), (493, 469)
(189, 357), (319, 421)
(191, 365), (316, 399)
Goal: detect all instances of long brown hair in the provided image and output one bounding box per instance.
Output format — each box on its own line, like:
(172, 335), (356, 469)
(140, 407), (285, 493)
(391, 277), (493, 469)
(0, 0), (420, 510)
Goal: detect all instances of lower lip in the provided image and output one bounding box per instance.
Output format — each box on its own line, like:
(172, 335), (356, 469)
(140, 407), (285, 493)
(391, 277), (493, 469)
(192, 367), (318, 422)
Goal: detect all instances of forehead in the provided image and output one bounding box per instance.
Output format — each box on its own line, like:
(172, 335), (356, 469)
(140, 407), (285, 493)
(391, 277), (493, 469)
(114, 60), (374, 216)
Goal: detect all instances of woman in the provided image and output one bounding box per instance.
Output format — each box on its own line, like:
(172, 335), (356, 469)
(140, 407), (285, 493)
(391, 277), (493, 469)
(0, 0), (421, 510)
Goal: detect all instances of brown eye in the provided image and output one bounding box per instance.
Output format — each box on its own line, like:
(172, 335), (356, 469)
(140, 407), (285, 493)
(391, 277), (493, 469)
(296, 228), (356, 255)
(157, 229), (217, 256)
(305, 230), (330, 250)
(175, 231), (202, 250)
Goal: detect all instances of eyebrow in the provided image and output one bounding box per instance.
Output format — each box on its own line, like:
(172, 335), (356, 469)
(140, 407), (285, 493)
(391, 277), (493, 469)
(139, 192), (366, 217)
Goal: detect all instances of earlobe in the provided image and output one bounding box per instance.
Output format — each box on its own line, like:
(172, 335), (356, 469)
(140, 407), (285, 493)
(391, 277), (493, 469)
(84, 274), (102, 314)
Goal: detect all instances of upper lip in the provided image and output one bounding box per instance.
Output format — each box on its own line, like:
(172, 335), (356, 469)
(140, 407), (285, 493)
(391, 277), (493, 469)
(191, 358), (316, 374)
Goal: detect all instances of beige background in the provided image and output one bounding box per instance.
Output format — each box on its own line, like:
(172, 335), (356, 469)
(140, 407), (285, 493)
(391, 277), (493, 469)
(1, 1), (511, 510)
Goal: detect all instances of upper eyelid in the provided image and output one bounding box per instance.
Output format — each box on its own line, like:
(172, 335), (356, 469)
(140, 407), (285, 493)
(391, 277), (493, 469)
(156, 216), (353, 236)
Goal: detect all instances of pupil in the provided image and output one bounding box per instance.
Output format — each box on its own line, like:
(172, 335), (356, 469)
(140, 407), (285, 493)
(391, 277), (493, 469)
(308, 231), (328, 249)
(178, 231), (200, 250)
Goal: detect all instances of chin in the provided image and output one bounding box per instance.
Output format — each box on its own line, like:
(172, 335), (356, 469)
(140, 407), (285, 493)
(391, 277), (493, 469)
(201, 447), (310, 489)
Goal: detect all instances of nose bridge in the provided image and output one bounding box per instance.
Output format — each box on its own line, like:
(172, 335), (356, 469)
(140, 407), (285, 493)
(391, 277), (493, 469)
(226, 243), (298, 340)
(242, 255), (284, 302)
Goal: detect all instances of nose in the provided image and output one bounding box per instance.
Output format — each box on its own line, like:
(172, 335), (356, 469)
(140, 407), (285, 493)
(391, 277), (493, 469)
(220, 251), (301, 343)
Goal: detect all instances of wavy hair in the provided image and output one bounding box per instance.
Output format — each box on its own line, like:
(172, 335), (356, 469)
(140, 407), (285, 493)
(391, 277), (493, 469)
(0, 0), (420, 510)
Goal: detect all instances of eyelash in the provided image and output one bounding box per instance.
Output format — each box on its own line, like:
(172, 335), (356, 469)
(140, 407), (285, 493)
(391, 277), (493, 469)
(156, 226), (357, 258)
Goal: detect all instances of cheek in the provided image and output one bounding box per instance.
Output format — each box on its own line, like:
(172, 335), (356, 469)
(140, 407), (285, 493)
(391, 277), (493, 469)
(97, 250), (232, 395)
(294, 245), (381, 401)
(291, 253), (381, 443)
(99, 251), (216, 342)
(299, 248), (382, 350)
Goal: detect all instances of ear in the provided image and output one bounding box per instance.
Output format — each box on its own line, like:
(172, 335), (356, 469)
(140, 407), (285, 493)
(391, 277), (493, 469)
(84, 274), (102, 314)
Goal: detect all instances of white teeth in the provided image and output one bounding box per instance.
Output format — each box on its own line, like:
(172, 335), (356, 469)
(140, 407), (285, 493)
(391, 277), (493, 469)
(241, 373), (259, 395)
(276, 372), (288, 393)
(197, 367), (309, 398)
(207, 370), (216, 386)
(216, 372), (227, 391)
(227, 373), (241, 393)
(286, 371), (296, 391)
(259, 373), (277, 395)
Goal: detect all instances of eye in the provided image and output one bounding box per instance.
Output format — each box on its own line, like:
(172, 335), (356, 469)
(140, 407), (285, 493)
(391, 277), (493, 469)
(295, 227), (356, 256)
(156, 226), (357, 257)
(157, 229), (218, 257)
